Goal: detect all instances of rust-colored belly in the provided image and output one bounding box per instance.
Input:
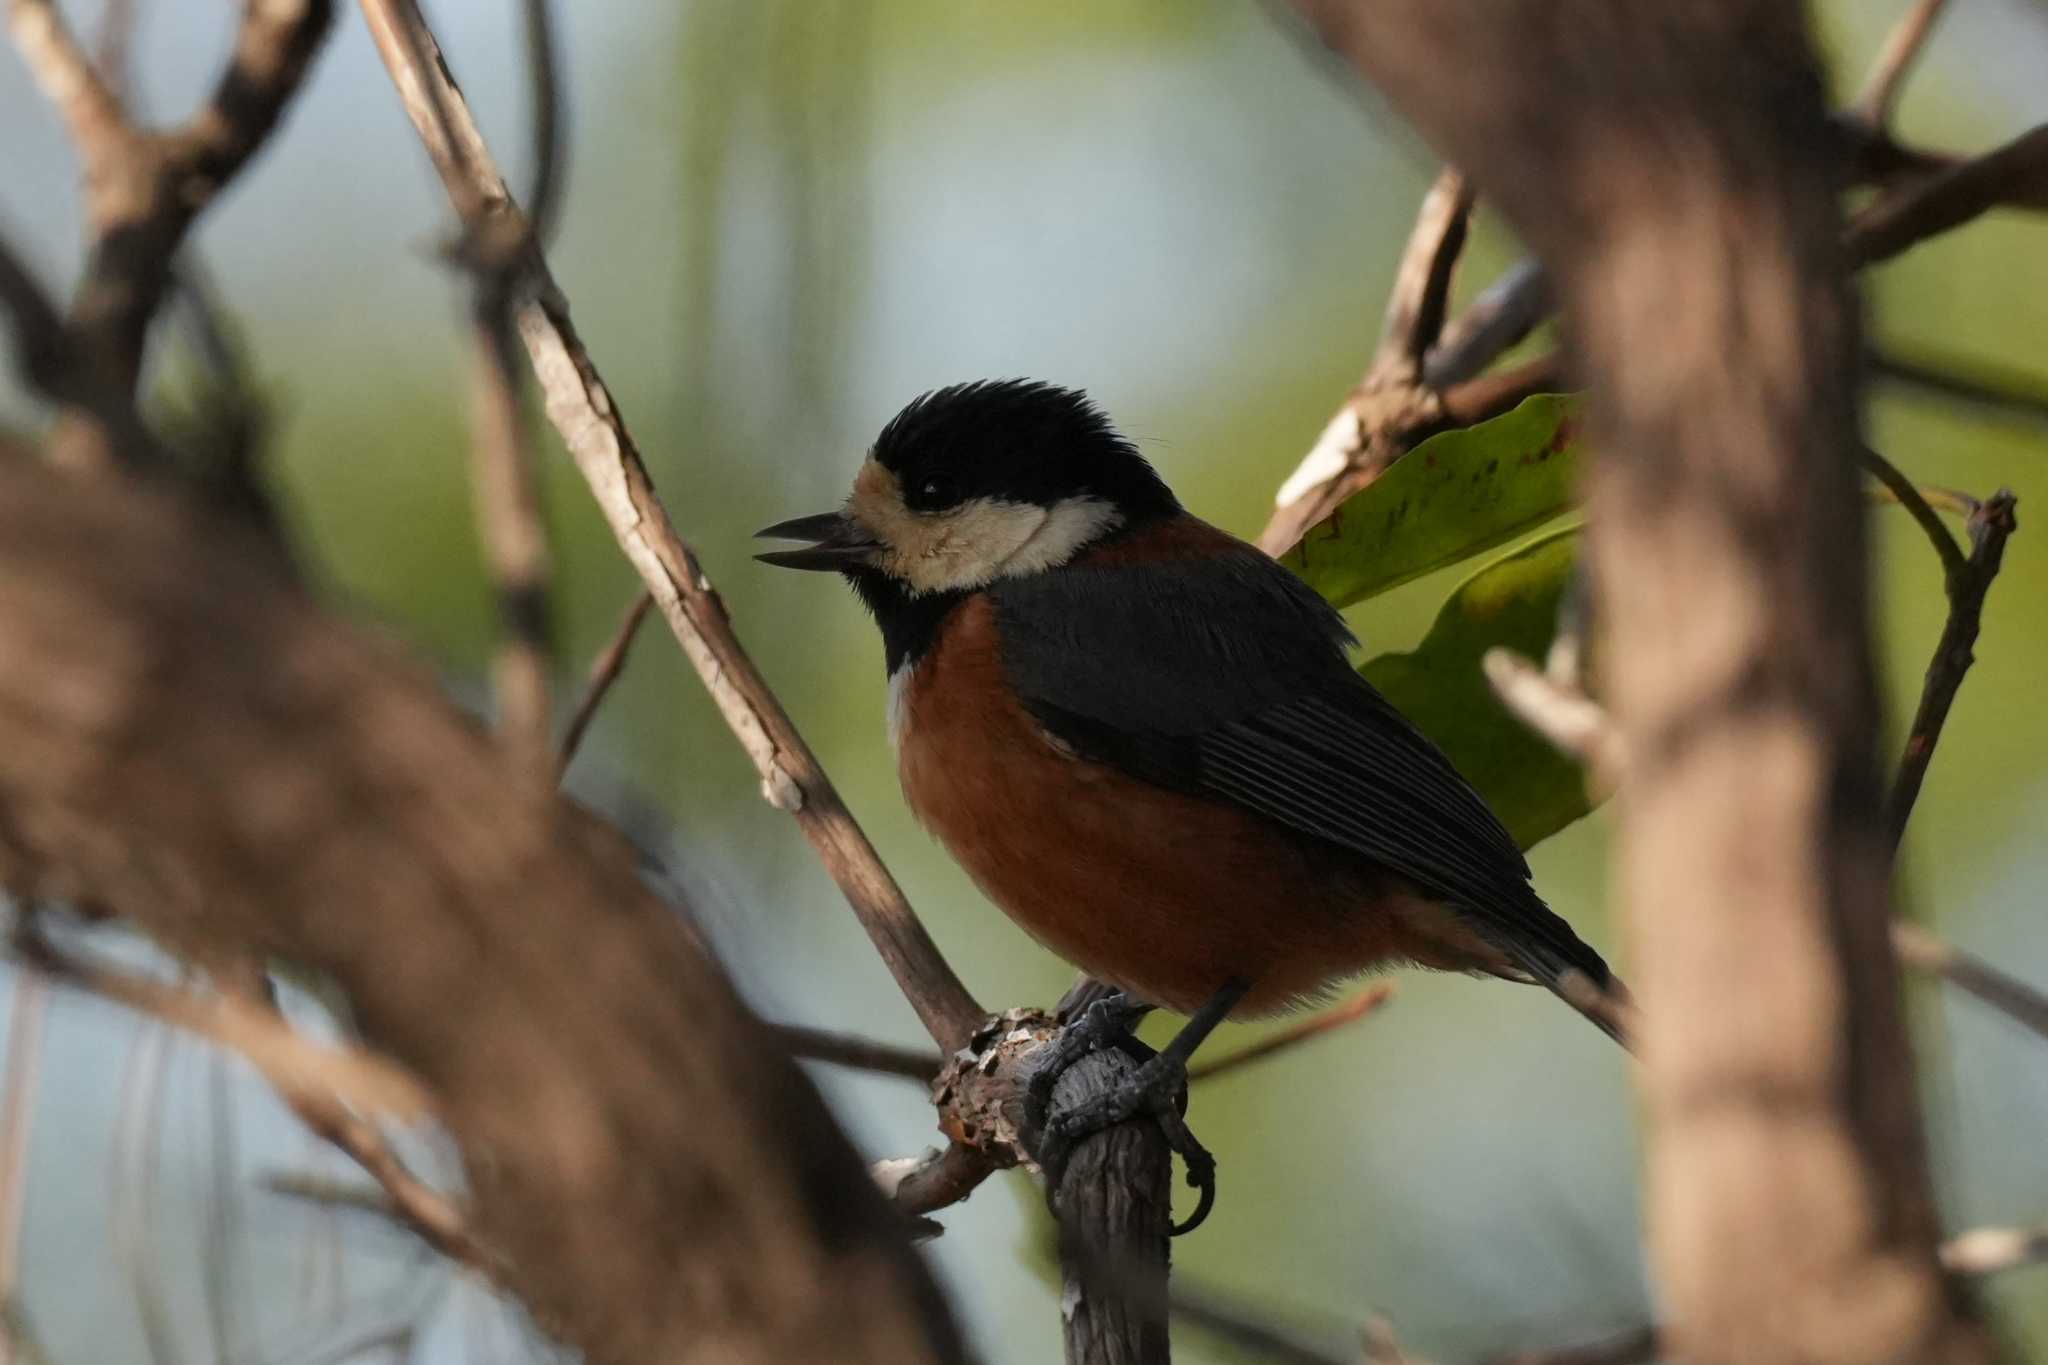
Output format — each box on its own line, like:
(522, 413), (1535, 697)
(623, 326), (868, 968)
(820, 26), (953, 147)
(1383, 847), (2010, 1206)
(896, 597), (1489, 1015)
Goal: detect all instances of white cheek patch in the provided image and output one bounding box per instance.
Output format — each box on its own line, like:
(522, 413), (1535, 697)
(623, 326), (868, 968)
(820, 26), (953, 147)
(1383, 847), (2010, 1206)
(846, 458), (1124, 594)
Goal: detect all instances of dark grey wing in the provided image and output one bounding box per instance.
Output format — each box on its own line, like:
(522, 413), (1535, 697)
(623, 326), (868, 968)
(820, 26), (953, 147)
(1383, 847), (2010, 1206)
(987, 547), (1612, 997)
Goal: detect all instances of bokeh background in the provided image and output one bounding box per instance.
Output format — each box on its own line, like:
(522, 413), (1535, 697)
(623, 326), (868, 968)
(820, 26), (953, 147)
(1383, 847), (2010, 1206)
(3, 3), (2046, 1361)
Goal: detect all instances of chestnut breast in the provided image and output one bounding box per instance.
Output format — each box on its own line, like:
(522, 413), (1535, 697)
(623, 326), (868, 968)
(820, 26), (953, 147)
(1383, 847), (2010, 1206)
(893, 594), (1446, 1014)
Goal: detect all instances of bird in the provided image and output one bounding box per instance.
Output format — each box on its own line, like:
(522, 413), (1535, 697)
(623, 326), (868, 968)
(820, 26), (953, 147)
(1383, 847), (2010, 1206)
(758, 379), (1626, 1224)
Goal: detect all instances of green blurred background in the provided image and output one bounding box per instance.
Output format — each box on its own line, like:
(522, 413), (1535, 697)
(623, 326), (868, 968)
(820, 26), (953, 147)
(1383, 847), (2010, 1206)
(2, 2), (2045, 1361)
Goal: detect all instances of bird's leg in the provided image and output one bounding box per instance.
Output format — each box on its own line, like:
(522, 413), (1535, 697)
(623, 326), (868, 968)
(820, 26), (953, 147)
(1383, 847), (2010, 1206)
(1030, 976), (1250, 1236)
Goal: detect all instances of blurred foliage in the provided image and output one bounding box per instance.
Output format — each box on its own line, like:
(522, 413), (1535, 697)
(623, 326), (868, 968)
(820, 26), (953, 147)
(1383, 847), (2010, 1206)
(1360, 527), (1589, 850)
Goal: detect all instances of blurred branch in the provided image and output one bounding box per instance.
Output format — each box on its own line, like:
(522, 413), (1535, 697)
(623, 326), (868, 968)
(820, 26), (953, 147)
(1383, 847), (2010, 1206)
(1484, 1328), (1659, 1365)
(1374, 167), (1472, 378)
(261, 1168), (485, 1271)
(0, 457), (967, 1362)
(1892, 922), (2048, 1039)
(0, 970), (48, 1363)
(776, 1023), (941, 1084)
(6, 0), (333, 466)
(1939, 1222), (2048, 1277)
(357, 0), (984, 1052)
(0, 229), (168, 464)
(1423, 259), (1550, 388)
(557, 589), (654, 775)
(10, 923), (434, 1124)
(92, 0), (137, 104)
(1887, 490), (2017, 848)
(1853, 0), (1951, 128)
(6, 0), (126, 162)
(1848, 125), (2048, 268)
(1870, 342), (2048, 427)
(466, 293), (555, 771)
(1187, 984), (1393, 1082)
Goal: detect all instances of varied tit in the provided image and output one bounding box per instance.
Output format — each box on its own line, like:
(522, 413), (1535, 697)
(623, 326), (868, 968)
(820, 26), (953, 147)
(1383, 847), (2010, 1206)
(760, 380), (1626, 1221)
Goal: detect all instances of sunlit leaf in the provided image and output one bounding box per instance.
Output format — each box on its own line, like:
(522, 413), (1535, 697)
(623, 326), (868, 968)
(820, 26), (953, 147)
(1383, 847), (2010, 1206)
(1358, 527), (1592, 851)
(1283, 394), (1583, 609)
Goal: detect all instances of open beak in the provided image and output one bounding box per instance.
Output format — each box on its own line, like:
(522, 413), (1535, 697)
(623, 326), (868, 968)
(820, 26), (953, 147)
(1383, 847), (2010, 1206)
(753, 510), (880, 572)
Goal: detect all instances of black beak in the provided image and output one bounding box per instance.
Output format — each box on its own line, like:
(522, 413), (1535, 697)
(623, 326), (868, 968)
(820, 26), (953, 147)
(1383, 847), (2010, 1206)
(753, 510), (879, 572)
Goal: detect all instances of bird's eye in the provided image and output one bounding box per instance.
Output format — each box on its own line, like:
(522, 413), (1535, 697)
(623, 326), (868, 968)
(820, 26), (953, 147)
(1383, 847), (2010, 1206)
(912, 473), (957, 510)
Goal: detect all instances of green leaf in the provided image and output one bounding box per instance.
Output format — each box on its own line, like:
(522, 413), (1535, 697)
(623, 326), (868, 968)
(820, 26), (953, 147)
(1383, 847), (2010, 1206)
(1282, 394), (1583, 609)
(1358, 527), (1591, 851)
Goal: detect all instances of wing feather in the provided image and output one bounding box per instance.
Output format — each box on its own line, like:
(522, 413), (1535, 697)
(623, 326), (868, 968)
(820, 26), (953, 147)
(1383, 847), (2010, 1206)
(989, 543), (1612, 997)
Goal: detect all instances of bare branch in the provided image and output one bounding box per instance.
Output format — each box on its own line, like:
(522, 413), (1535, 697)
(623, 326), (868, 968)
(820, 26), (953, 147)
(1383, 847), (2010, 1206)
(557, 589), (654, 775)
(0, 456), (968, 1363)
(1484, 1327), (1659, 1365)
(70, 0), (337, 393)
(1939, 1223), (2048, 1277)
(466, 298), (555, 771)
(1854, 0), (1952, 129)
(1423, 258), (1550, 388)
(357, 0), (984, 1051)
(1187, 984), (1393, 1082)
(1870, 342), (2048, 428)
(775, 1023), (941, 1084)
(11, 926), (434, 1123)
(1860, 445), (1967, 582)
(518, 0), (566, 248)
(1888, 490), (2017, 848)
(1891, 922), (2048, 1041)
(0, 971), (48, 1340)
(1847, 125), (2048, 269)
(889, 1141), (995, 1219)
(1373, 167), (1473, 378)
(6, 0), (126, 165)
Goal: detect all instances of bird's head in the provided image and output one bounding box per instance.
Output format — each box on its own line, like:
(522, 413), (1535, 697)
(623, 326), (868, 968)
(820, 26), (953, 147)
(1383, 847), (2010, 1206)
(756, 380), (1179, 596)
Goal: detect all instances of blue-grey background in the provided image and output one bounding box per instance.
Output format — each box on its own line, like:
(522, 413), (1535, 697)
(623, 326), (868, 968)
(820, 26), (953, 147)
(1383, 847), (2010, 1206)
(3, 3), (2046, 1361)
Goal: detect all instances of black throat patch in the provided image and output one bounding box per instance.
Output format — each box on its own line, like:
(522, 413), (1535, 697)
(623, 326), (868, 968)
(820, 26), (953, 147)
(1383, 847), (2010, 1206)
(847, 570), (969, 675)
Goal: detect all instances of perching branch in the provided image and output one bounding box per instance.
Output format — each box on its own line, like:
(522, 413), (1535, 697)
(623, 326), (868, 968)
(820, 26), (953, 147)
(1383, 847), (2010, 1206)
(357, 0), (984, 1053)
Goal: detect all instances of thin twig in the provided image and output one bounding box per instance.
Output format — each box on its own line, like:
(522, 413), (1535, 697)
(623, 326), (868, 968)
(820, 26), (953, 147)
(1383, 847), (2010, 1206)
(112, 1023), (182, 1365)
(1423, 258), (1550, 388)
(1847, 124), (2048, 268)
(92, 0), (137, 105)
(1939, 1222), (2048, 1277)
(518, 0), (565, 248)
(466, 294), (555, 771)
(10, 929), (432, 1124)
(0, 973), (48, 1359)
(1484, 1326), (1660, 1365)
(1892, 922), (2048, 1040)
(557, 589), (653, 775)
(774, 1023), (941, 1083)
(6, 0), (126, 163)
(889, 1141), (995, 1218)
(1860, 445), (1967, 581)
(357, 0), (984, 1051)
(1187, 984), (1393, 1082)
(1870, 342), (2048, 427)
(1373, 167), (1472, 379)
(1887, 490), (2017, 848)
(1854, 0), (1952, 129)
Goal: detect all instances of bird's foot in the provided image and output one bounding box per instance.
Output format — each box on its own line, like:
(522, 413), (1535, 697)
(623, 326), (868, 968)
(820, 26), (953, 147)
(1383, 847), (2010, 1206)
(1024, 978), (1248, 1237)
